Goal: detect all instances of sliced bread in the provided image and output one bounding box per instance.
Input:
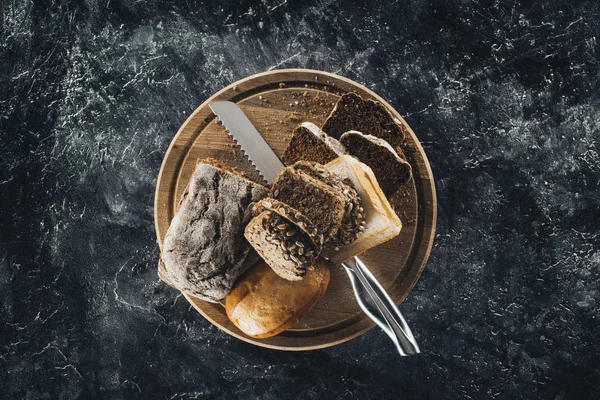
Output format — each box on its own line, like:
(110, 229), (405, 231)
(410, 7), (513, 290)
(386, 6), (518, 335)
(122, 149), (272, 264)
(282, 122), (347, 166)
(271, 167), (346, 240)
(245, 200), (321, 281)
(340, 130), (412, 196)
(321, 155), (402, 263)
(322, 93), (407, 148)
(290, 161), (365, 248)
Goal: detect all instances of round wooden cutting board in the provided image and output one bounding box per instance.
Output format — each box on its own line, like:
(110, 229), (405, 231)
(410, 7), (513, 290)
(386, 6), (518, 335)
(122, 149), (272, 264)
(154, 69), (437, 351)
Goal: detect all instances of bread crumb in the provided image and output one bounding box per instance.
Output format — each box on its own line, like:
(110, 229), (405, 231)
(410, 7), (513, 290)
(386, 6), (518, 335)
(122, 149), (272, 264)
(288, 112), (301, 122)
(279, 82), (286, 88)
(232, 85), (238, 91)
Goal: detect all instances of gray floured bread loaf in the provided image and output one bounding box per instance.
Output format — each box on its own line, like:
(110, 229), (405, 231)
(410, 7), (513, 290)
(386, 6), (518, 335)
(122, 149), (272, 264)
(160, 162), (268, 302)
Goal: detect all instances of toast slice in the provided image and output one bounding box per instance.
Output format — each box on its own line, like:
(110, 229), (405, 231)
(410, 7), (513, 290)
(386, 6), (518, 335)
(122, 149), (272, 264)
(321, 155), (401, 263)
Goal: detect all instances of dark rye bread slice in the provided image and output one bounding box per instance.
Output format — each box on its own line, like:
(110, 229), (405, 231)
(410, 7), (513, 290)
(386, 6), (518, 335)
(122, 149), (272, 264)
(322, 93), (407, 148)
(340, 131), (412, 196)
(290, 161), (365, 248)
(161, 162), (268, 302)
(271, 167), (346, 240)
(245, 200), (320, 281)
(282, 122), (347, 166)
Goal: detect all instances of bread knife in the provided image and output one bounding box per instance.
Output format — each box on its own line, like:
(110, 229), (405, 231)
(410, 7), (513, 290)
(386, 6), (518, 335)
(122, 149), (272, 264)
(209, 101), (420, 356)
(209, 101), (284, 183)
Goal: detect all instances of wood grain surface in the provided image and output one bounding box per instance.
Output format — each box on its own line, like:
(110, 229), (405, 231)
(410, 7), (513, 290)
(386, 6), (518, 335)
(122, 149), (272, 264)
(154, 69), (437, 351)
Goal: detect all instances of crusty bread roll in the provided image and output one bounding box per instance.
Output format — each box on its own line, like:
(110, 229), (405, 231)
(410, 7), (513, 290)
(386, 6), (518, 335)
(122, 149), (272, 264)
(225, 259), (330, 338)
(322, 155), (402, 263)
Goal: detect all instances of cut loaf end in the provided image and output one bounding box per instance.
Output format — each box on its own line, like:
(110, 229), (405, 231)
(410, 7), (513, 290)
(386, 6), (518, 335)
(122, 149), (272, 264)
(322, 155), (401, 264)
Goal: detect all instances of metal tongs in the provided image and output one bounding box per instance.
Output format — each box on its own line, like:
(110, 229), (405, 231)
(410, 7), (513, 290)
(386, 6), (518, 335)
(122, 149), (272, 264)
(342, 257), (420, 356)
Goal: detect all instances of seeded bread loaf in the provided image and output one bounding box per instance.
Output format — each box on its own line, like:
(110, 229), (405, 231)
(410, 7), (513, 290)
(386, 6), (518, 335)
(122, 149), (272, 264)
(290, 161), (365, 249)
(282, 122), (347, 166)
(322, 93), (407, 148)
(252, 198), (324, 247)
(340, 131), (412, 196)
(245, 199), (321, 281)
(225, 258), (330, 338)
(160, 162), (268, 302)
(322, 155), (402, 263)
(272, 167), (346, 240)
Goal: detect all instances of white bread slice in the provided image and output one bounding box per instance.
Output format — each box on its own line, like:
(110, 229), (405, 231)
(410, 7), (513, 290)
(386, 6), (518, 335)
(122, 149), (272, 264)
(322, 155), (401, 263)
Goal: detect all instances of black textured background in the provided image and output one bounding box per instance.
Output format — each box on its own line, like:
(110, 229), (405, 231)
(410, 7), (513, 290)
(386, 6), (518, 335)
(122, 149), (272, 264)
(1, 0), (599, 399)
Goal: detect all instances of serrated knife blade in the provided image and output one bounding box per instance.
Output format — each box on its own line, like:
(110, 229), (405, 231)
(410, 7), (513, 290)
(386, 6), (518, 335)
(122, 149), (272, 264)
(209, 101), (284, 183)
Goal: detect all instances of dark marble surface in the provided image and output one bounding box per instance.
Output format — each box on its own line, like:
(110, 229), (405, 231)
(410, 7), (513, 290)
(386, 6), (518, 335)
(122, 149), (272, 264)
(1, 0), (599, 398)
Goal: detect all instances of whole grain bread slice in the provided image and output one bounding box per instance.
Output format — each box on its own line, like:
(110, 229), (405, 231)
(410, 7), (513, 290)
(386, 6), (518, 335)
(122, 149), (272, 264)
(271, 167), (346, 240)
(340, 131), (412, 196)
(290, 161), (365, 248)
(252, 198), (322, 248)
(245, 200), (321, 281)
(282, 122), (347, 166)
(322, 93), (407, 148)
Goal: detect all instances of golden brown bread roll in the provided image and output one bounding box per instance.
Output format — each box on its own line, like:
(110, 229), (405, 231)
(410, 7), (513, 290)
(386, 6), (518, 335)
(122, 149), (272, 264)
(225, 258), (330, 338)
